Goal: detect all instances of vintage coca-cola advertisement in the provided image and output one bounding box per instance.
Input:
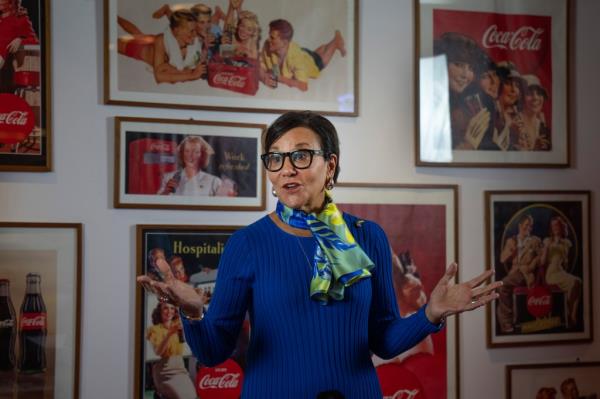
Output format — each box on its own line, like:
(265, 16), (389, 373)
(486, 191), (592, 347)
(0, 223), (81, 399)
(105, 0), (357, 115)
(416, 1), (568, 167)
(136, 225), (247, 399)
(335, 184), (458, 399)
(115, 117), (266, 211)
(0, 0), (50, 171)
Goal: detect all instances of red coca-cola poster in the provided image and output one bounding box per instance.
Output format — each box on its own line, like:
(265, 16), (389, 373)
(0, 0), (51, 171)
(416, 0), (569, 167)
(335, 184), (458, 399)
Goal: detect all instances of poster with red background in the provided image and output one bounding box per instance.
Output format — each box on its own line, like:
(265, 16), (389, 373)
(338, 203), (449, 399)
(433, 9), (553, 127)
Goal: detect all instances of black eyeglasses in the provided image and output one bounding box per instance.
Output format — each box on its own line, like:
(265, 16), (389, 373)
(260, 149), (327, 172)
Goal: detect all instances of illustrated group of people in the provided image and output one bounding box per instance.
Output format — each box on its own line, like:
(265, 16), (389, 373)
(536, 377), (596, 399)
(435, 32), (552, 152)
(497, 214), (582, 334)
(118, 0), (347, 92)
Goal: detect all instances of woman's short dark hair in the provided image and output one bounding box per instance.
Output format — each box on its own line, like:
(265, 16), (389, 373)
(434, 32), (486, 75)
(263, 111), (340, 182)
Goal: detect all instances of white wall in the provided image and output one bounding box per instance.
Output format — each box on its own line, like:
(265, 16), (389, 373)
(0, 0), (598, 397)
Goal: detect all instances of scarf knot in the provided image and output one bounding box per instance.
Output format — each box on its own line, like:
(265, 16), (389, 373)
(276, 194), (373, 304)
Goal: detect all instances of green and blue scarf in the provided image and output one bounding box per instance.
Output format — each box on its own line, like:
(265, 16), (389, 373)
(276, 193), (373, 303)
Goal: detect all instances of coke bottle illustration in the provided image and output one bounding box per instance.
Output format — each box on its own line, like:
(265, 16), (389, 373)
(0, 278), (17, 370)
(18, 273), (47, 373)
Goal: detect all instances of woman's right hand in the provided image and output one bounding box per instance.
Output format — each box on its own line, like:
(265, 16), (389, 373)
(137, 259), (206, 318)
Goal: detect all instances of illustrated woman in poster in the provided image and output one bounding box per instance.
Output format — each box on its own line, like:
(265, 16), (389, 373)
(117, 10), (205, 83)
(157, 135), (236, 197)
(519, 74), (551, 150)
(433, 32), (492, 150)
(146, 302), (196, 399)
(221, 10), (261, 59)
(0, 0), (37, 71)
(541, 216), (581, 327)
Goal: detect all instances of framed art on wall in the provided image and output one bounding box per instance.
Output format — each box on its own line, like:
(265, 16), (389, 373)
(415, 0), (569, 167)
(0, 0), (51, 171)
(104, 0), (358, 115)
(485, 190), (592, 347)
(0, 222), (82, 398)
(507, 362), (600, 399)
(114, 116), (266, 211)
(135, 224), (246, 399)
(334, 183), (459, 399)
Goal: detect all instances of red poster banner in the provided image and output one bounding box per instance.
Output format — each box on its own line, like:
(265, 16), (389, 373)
(338, 203), (447, 399)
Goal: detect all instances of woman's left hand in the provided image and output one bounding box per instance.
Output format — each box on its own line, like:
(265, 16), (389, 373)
(425, 262), (502, 324)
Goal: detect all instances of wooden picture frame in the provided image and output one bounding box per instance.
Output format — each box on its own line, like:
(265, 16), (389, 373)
(334, 183), (459, 399)
(104, 0), (358, 115)
(485, 190), (592, 347)
(415, 0), (570, 167)
(0, 222), (82, 398)
(507, 361), (600, 399)
(114, 116), (266, 211)
(134, 224), (246, 399)
(0, 0), (52, 171)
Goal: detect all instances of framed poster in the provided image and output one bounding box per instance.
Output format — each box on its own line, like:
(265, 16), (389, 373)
(0, 222), (82, 398)
(104, 0), (358, 115)
(507, 362), (600, 399)
(485, 191), (592, 347)
(334, 183), (459, 399)
(114, 116), (266, 211)
(135, 224), (246, 399)
(0, 0), (51, 171)
(415, 0), (570, 167)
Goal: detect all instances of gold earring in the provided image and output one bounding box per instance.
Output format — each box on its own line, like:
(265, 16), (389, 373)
(326, 177), (334, 190)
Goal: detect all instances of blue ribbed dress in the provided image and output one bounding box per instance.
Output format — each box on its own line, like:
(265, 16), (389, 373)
(182, 213), (442, 398)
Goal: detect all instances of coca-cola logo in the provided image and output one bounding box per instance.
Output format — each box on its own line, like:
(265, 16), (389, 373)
(376, 363), (424, 399)
(212, 72), (247, 88)
(196, 358), (243, 399)
(199, 373), (240, 389)
(0, 319), (15, 328)
(149, 142), (174, 153)
(527, 286), (552, 318)
(383, 389), (420, 399)
(482, 24), (544, 51)
(20, 313), (46, 331)
(0, 93), (35, 145)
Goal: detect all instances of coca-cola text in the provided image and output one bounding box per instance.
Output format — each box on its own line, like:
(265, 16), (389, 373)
(482, 25), (544, 51)
(20, 313), (47, 330)
(199, 373), (241, 389)
(0, 111), (29, 126)
(212, 73), (248, 88)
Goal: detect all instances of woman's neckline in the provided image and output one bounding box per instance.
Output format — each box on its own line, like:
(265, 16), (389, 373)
(267, 212), (313, 238)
